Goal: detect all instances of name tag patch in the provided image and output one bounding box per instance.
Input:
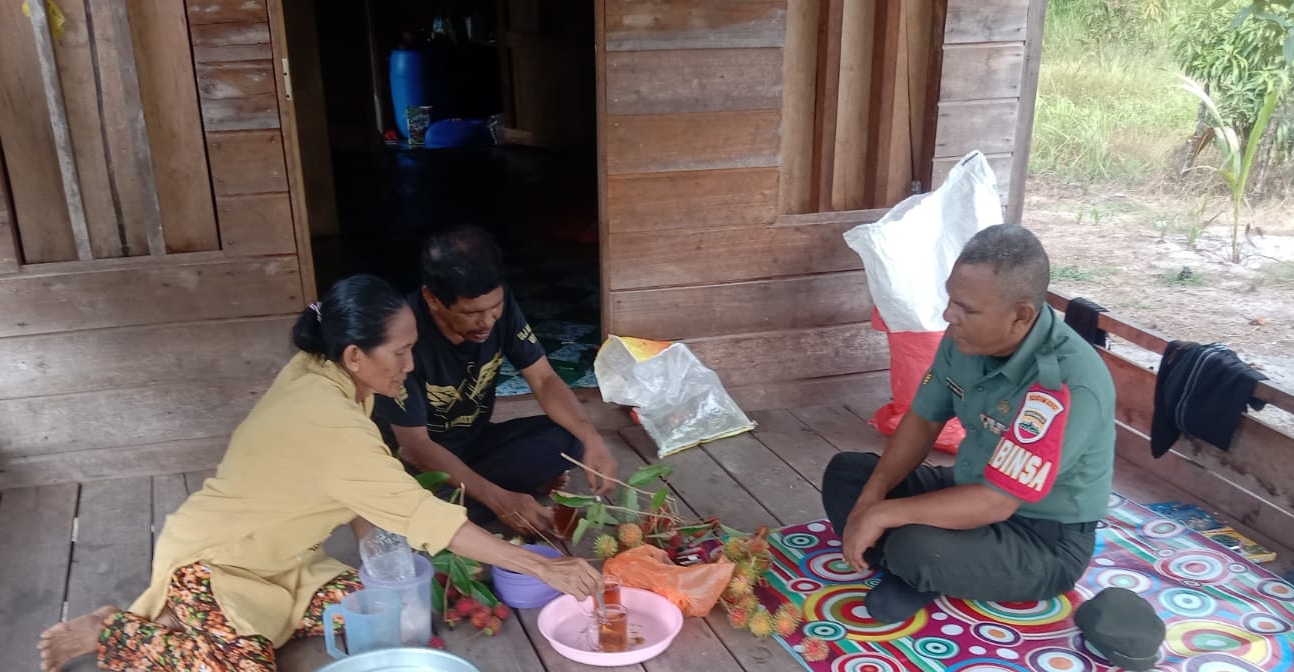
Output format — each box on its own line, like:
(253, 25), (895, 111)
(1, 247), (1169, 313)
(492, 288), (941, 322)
(985, 383), (1070, 503)
(980, 413), (1008, 436)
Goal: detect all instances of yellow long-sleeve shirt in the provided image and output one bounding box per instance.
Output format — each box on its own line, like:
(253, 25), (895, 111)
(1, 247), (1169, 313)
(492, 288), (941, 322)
(130, 352), (467, 646)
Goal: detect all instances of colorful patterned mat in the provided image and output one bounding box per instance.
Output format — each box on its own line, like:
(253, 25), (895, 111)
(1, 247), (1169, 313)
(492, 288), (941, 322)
(756, 494), (1294, 671)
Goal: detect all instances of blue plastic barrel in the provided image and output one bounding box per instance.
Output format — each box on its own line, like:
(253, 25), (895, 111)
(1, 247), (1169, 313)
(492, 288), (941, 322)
(389, 49), (428, 138)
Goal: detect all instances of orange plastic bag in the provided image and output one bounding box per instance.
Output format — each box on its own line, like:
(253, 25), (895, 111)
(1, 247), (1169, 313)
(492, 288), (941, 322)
(604, 545), (734, 617)
(871, 309), (965, 454)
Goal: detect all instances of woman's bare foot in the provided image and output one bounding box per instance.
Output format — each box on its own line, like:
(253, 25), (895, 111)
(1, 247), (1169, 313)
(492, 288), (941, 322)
(37, 606), (119, 672)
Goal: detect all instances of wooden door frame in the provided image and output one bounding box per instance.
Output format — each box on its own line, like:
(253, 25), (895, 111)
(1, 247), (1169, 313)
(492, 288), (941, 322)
(267, 0), (321, 302)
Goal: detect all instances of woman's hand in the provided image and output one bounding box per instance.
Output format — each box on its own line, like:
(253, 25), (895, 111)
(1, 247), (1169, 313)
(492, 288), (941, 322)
(535, 556), (602, 601)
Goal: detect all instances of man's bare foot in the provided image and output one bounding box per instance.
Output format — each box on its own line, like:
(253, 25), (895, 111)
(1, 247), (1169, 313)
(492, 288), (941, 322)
(38, 606), (119, 672)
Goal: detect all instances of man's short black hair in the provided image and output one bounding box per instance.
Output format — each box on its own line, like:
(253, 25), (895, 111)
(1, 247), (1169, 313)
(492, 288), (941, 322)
(420, 225), (504, 308)
(956, 224), (1051, 309)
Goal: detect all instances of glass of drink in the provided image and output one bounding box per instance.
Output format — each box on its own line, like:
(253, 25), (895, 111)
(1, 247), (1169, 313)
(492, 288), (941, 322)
(602, 574), (622, 607)
(553, 504), (580, 539)
(595, 604), (629, 653)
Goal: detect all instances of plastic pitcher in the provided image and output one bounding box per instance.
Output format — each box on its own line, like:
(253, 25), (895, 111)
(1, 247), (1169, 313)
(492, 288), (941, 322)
(323, 588), (402, 659)
(359, 552), (434, 646)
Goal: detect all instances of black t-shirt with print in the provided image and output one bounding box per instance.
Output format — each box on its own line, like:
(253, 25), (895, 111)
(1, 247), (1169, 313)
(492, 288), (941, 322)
(374, 287), (546, 453)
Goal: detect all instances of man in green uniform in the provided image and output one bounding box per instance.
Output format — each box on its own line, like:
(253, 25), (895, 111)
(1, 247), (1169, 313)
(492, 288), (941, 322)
(821, 224), (1115, 624)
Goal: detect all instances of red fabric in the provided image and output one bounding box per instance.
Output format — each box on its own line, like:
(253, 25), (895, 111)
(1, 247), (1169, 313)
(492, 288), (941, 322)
(871, 309), (964, 454)
(984, 383), (1069, 502)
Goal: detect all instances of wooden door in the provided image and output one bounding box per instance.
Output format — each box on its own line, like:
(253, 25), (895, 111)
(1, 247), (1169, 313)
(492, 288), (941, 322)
(0, 0), (309, 488)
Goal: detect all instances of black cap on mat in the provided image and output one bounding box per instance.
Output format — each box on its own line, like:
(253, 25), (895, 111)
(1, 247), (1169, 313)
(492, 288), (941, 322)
(1075, 587), (1166, 671)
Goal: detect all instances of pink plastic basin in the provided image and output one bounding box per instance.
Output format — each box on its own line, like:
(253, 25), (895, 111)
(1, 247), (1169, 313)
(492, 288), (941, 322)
(536, 587), (684, 667)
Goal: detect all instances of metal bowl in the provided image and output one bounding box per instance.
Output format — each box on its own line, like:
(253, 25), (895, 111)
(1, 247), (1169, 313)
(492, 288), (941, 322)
(314, 648), (480, 672)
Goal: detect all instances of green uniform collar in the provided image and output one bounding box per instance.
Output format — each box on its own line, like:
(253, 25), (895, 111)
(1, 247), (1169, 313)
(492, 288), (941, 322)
(991, 306), (1062, 389)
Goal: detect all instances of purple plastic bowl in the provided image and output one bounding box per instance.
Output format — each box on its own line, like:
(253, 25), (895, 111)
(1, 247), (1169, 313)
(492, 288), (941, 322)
(493, 544), (562, 609)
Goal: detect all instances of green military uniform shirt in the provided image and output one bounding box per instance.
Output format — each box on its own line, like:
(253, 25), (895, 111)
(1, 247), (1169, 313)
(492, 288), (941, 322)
(910, 306), (1115, 523)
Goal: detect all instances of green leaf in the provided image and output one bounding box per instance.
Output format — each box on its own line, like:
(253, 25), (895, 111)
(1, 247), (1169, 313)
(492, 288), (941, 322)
(627, 463), (673, 487)
(614, 489), (640, 524)
(432, 551), (456, 573)
(471, 581), (499, 608)
(415, 470), (452, 492)
(617, 487), (639, 513)
(676, 522), (711, 536)
(432, 578), (446, 612)
(572, 517), (592, 545)
(587, 502), (609, 527)
(720, 524), (750, 538)
(1284, 31), (1294, 64)
(651, 487), (669, 512)
(449, 557), (474, 596)
(551, 492), (598, 508)
(1232, 5), (1255, 28)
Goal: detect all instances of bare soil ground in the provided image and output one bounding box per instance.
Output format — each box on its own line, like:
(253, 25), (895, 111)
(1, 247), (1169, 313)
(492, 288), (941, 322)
(1023, 176), (1294, 431)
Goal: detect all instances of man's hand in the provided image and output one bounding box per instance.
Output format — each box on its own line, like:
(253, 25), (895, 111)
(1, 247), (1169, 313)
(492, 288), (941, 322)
(491, 490), (554, 535)
(840, 501), (888, 574)
(581, 435), (618, 496)
(534, 556), (602, 601)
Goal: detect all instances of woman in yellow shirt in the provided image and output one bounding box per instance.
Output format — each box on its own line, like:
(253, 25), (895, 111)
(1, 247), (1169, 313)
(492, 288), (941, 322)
(39, 274), (601, 672)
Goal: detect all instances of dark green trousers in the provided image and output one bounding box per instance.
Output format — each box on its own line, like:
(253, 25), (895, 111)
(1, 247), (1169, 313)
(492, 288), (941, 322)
(821, 451), (1097, 602)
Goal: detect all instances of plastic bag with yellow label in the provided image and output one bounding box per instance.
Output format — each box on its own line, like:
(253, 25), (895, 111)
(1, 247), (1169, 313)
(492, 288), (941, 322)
(594, 335), (755, 458)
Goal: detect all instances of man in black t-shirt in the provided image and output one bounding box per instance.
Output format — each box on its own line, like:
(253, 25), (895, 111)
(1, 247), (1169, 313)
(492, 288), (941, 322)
(374, 226), (618, 534)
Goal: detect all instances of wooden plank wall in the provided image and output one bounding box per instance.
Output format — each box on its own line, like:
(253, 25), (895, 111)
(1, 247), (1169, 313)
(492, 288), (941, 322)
(601, 1), (888, 389)
(1046, 292), (1294, 551)
(779, 0), (941, 214)
(930, 0), (1043, 218)
(0, 255), (301, 488)
(0, 1), (310, 487)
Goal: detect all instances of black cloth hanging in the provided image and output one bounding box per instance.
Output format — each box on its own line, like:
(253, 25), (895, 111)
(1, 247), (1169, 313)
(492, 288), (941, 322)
(1150, 341), (1267, 457)
(1062, 297), (1108, 348)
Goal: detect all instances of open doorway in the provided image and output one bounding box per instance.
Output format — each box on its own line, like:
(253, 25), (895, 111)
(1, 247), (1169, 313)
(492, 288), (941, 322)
(301, 1), (600, 395)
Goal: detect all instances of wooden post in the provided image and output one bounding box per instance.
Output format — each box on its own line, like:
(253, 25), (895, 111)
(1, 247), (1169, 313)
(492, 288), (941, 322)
(917, 0), (949, 192)
(267, 0), (319, 301)
(595, 0), (610, 339)
(777, 0), (821, 215)
(864, 0), (905, 208)
(92, 2), (166, 256)
(830, 0), (876, 211)
(28, 0), (93, 261)
(811, 0), (844, 211)
(1007, 0), (1048, 223)
(0, 147), (19, 273)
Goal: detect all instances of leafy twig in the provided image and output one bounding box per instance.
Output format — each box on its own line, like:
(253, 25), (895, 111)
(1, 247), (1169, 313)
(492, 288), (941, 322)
(560, 452), (655, 496)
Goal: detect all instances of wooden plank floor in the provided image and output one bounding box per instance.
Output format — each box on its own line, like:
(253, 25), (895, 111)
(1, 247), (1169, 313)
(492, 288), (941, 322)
(4, 392), (1293, 671)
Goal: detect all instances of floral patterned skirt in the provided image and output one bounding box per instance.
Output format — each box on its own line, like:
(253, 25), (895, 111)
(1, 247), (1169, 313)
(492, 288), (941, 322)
(98, 562), (361, 672)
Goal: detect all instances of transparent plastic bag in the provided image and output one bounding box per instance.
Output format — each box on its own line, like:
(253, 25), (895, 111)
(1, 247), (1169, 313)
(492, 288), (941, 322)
(359, 528), (415, 581)
(594, 336), (756, 458)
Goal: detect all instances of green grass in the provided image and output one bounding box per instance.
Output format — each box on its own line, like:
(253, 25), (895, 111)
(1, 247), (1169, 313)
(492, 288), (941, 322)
(1031, 2), (1200, 185)
(1051, 265), (1117, 282)
(1158, 267), (1206, 285)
